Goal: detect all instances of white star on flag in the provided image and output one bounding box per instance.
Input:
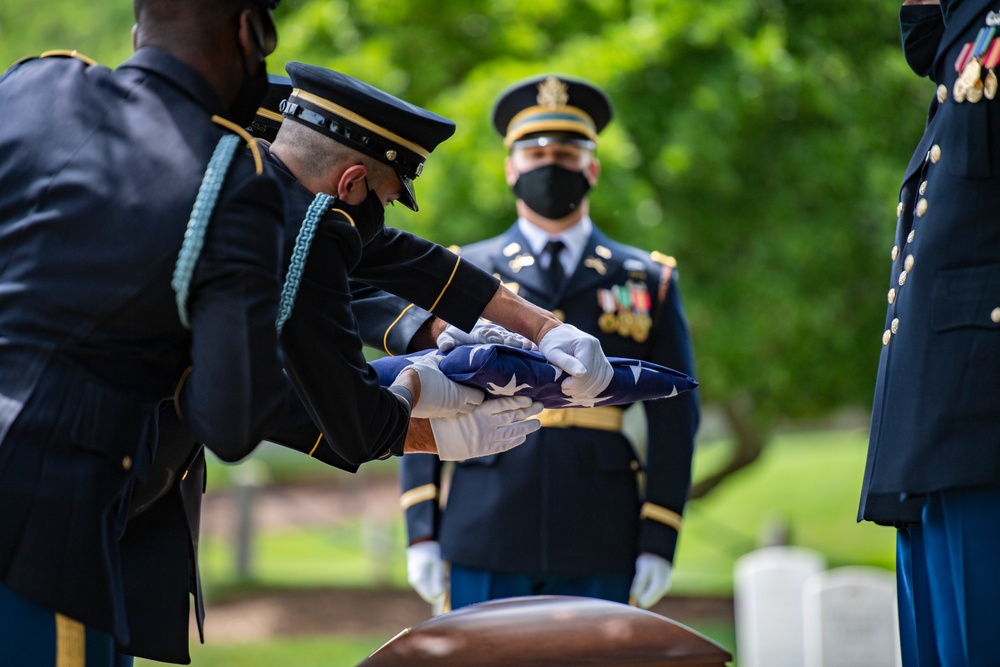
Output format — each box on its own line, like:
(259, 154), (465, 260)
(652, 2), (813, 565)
(486, 373), (532, 396)
(628, 363), (643, 383)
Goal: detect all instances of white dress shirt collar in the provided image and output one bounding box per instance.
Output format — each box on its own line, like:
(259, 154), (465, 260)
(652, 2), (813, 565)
(517, 216), (593, 274)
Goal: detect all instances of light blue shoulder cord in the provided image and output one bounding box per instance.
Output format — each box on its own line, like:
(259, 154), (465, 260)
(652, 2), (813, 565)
(275, 192), (333, 334)
(171, 133), (243, 329)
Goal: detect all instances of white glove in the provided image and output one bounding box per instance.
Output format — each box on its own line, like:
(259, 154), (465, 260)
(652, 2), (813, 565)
(630, 553), (673, 608)
(431, 396), (543, 461)
(406, 541), (446, 605)
(436, 319), (537, 352)
(404, 353), (484, 419)
(538, 323), (614, 399)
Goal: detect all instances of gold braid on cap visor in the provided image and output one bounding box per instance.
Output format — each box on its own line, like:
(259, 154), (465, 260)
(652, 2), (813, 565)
(504, 105), (598, 148)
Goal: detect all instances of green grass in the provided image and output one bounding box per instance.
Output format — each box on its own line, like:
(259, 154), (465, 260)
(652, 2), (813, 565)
(200, 426), (895, 596)
(137, 426), (893, 666)
(136, 636), (384, 667)
(672, 426), (895, 595)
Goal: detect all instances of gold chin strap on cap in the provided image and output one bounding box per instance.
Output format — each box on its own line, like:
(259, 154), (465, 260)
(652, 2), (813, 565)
(537, 406), (623, 432)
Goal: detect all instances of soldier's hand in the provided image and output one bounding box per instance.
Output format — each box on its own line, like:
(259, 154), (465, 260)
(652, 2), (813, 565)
(538, 323), (613, 399)
(431, 396), (543, 461)
(406, 541), (446, 605)
(406, 353), (484, 419)
(437, 319), (537, 352)
(630, 553), (673, 609)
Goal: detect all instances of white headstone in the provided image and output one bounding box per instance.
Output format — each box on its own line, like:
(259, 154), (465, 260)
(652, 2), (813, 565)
(734, 546), (826, 667)
(803, 566), (901, 667)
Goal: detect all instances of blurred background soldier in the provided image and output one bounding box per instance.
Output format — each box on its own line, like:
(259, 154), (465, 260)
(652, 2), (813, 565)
(398, 74), (700, 613)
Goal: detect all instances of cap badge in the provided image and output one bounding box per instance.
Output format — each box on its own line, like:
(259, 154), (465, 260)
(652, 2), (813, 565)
(385, 149), (397, 161)
(537, 76), (569, 108)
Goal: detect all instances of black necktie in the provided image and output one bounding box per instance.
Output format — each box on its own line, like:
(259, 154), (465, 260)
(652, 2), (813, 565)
(544, 240), (566, 291)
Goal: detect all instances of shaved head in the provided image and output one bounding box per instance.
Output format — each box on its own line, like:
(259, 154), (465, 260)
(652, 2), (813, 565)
(275, 120), (395, 186)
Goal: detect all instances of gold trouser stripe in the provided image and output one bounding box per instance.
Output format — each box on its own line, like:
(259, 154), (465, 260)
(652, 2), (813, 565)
(537, 406), (623, 432)
(211, 115), (263, 175)
(428, 256), (461, 313)
(55, 614), (85, 667)
(400, 484), (438, 510)
(383, 304), (416, 355)
(441, 560), (452, 614)
(640, 502), (682, 531)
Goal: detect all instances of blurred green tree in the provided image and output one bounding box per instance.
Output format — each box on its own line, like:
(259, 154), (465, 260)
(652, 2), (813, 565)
(271, 0), (932, 495)
(2, 0), (935, 496)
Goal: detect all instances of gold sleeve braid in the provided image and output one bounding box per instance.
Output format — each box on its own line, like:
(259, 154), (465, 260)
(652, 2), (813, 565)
(639, 502), (682, 531)
(400, 483), (438, 510)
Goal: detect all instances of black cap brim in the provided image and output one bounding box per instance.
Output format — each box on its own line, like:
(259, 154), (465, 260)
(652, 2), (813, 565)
(398, 173), (417, 212)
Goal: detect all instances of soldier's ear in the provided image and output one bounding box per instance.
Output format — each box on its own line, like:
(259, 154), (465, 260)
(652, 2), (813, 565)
(587, 156), (601, 186)
(336, 163), (368, 204)
(504, 156), (519, 187)
(236, 9), (264, 63)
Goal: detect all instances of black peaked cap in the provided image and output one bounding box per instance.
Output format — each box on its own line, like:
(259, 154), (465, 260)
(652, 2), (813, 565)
(281, 61), (456, 211)
(491, 74), (612, 148)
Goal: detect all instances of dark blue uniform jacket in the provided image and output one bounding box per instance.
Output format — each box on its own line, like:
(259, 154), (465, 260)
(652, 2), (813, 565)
(860, 0), (1000, 524)
(0, 49), (287, 646)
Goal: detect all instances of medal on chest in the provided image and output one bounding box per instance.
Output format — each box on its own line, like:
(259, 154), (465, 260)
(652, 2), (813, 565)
(953, 18), (1000, 103)
(597, 280), (652, 343)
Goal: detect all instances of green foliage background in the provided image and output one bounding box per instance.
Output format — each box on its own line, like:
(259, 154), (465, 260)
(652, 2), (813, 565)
(1, 0), (936, 441)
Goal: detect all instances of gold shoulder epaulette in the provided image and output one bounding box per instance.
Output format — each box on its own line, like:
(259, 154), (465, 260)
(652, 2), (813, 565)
(448, 244), (462, 255)
(211, 115), (263, 175)
(39, 50), (98, 66)
(650, 251), (677, 268)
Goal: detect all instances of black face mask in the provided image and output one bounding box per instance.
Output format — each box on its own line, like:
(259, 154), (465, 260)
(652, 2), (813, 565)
(900, 5), (945, 79)
(512, 164), (591, 220)
(228, 26), (269, 126)
(337, 186), (385, 246)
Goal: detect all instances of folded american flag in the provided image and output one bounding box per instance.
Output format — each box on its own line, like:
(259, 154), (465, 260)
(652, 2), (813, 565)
(371, 344), (696, 409)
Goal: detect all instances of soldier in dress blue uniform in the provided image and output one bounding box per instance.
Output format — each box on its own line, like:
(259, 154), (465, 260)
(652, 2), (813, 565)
(397, 75), (700, 612)
(0, 1), (288, 666)
(859, 2), (1000, 664)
